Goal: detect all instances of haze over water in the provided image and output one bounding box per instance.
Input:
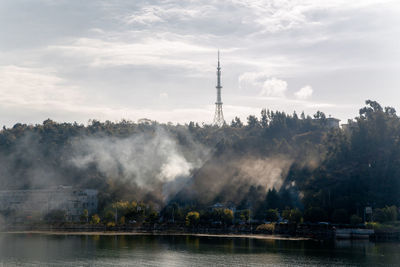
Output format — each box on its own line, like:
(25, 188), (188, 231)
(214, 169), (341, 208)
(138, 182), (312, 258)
(1, 233), (399, 266)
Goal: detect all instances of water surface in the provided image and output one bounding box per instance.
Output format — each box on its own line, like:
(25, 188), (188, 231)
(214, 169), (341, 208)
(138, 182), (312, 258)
(0, 233), (399, 266)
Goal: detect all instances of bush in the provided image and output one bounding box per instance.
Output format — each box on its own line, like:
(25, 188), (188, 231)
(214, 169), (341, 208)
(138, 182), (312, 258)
(350, 214), (362, 225)
(106, 222), (116, 227)
(256, 223), (275, 233)
(374, 206), (398, 223)
(374, 209), (386, 223)
(365, 222), (382, 230)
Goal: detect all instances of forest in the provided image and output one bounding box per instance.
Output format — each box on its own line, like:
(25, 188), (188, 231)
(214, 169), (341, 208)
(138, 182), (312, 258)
(0, 100), (399, 227)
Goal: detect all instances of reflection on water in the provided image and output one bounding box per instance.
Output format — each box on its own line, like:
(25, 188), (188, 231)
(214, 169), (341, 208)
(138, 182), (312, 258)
(0, 233), (399, 266)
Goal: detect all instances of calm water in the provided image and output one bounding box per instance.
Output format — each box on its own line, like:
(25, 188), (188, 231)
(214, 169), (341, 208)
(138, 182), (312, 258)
(0, 233), (399, 266)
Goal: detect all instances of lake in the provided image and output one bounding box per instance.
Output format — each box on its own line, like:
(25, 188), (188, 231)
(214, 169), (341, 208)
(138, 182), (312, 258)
(0, 233), (399, 266)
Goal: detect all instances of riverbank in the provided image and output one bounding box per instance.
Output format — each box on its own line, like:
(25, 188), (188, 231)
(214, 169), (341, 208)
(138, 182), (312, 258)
(0, 230), (311, 241)
(4, 223), (399, 241)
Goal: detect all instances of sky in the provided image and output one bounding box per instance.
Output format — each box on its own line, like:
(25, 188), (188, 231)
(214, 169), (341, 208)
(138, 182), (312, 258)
(1, 0), (400, 126)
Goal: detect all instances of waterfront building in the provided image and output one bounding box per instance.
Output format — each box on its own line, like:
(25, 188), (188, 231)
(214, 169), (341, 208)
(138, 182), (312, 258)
(0, 186), (98, 222)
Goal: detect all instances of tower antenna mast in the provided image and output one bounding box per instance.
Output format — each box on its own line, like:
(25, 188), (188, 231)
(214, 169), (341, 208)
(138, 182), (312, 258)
(213, 50), (225, 126)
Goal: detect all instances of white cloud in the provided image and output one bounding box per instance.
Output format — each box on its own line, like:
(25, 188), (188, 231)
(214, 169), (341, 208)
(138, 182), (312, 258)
(232, 0), (398, 33)
(239, 72), (287, 97)
(238, 72), (269, 86)
(1, 0), (400, 126)
(125, 6), (164, 25)
(260, 78), (288, 97)
(0, 65), (84, 107)
(49, 36), (214, 71)
(159, 92), (168, 99)
(294, 85), (313, 100)
(124, 4), (213, 26)
(232, 0), (310, 33)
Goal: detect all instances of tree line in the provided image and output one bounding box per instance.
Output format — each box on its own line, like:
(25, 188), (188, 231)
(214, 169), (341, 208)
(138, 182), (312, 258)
(1, 100), (400, 227)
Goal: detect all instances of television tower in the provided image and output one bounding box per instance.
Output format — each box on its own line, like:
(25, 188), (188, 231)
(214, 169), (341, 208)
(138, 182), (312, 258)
(213, 51), (225, 126)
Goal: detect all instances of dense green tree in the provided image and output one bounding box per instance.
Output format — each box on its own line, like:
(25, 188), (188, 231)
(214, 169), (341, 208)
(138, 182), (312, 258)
(373, 206), (398, 223)
(304, 207), (327, 223)
(186, 211), (200, 227)
(238, 209), (250, 222)
(261, 109), (268, 128)
(80, 209), (89, 223)
(265, 209), (279, 222)
(222, 209), (234, 225)
(331, 209), (349, 224)
(246, 115), (260, 128)
(146, 211), (159, 225)
(265, 189), (281, 210)
(91, 214), (101, 224)
(350, 214), (362, 225)
(282, 208), (302, 224)
(2, 100), (400, 227)
(230, 117), (243, 128)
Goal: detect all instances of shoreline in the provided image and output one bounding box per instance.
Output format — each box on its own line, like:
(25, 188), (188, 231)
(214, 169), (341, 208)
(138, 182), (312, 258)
(0, 231), (311, 241)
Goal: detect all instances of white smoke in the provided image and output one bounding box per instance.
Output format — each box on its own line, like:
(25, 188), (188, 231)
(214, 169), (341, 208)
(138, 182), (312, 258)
(159, 153), (192, 181)
(68, 127), (208, 189)
(239, 156), (293, 191)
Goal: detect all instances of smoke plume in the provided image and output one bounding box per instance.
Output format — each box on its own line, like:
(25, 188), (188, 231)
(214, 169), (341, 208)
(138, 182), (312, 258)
(68, 127), (210, 202)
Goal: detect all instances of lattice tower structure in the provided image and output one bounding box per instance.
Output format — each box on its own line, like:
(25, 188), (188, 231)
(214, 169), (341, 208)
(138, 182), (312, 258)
(213, 51), (225, 127)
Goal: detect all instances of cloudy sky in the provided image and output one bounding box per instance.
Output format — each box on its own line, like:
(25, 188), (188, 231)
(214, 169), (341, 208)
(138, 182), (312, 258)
(1, 0), (400, 126)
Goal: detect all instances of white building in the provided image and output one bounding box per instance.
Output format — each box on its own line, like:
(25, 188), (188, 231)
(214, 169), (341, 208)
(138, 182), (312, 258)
(326, 117), (340, 128)
(0, 186), (98, 222)
(314, 117), (340, 128)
